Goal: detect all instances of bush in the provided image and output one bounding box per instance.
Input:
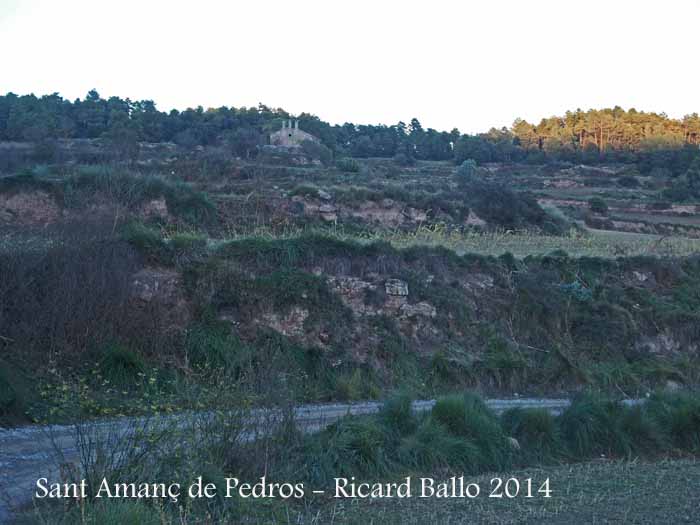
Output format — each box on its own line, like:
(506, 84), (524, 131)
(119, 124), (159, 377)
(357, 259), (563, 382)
(300, 139), (332, 166)
(309, 417), (394, 482)
(456, 159), (478, 182)
(617, 175), (640, 188)
(99, 343), (146, 386)
(397, 418), (481, 472)
(66, 166), (215, 224)
(334, 368), (380, 401)
(185, 321), (244, 372)
(393, 152), (415, 167)
(459, 177), (565, 233)
(559, 394), (631, 458)
(647, 392), (700, 452)
(431, 393), (512, 470)
(619, 404), (669, 455)
(588, 197), (609, 214)
(120, 222), (170, 262)
(378, 393), (417, 436)
(501, 408), (561, 463)
(336, 157), (360, 173)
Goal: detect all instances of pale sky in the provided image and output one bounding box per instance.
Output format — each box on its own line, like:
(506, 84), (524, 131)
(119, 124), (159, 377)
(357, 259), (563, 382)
(1, 0), (698, 134)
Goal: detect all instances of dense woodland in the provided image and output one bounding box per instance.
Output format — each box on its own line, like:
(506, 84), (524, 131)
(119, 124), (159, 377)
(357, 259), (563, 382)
(1, 90), (700, 173)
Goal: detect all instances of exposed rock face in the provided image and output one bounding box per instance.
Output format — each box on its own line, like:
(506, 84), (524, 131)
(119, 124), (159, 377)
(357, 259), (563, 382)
(317, 189), (332, 201)
(0, 191), (61, 226)
(260, 307), (309, 338)
(138, 197), (169, 221)
(461, 273), (495, 291)
(350, 200), (404, 227)
(633, 271), (651, 282)
(385, 279), (409, 296)
(329, 276), (378, 315)
(399, 302), (436, 318)
(543, 178), (582, 189)
(291, 195), (430, 228)
(330, 276), (437, 322)
(635, 334), (682, 356)
(131, 267), (191, 331)
(404, 207), (428, 222)
(318, 203), (338, 222)
(465, 211), (487, 227)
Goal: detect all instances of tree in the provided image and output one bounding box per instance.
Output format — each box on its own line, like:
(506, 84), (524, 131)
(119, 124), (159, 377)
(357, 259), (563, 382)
(104, 111), (140, 161)
(456, 159), (477, 183)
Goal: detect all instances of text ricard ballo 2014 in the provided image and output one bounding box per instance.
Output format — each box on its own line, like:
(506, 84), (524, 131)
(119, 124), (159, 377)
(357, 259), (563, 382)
(36, 476), (552, 502)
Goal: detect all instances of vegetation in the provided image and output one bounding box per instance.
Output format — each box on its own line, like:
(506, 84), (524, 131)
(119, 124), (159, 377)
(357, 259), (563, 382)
(2, 92), (699, 169)
(0, 164), (215, 226)
(1, 93), (699, 524)
(588, 196), (609, 214)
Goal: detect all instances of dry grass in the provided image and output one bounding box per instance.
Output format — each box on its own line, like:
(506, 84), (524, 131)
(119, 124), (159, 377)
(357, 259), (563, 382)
(191, 224), (700, 259)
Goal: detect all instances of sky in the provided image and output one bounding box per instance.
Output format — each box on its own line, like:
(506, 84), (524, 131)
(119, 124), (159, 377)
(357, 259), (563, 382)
(1, 0), (698, 134)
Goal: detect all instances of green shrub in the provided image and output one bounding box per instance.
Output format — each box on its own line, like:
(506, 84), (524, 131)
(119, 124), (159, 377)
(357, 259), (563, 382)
(185, 321), (244, 372)
(334, 368), (380, 401)
(66, 166), (215, 224)
(559, 394), (631, 458)
(501, 408), (561, 463)
(393, 152), (415, 166)
(647, 392), (700, 452)
(431, 393), (512, 470)
(619, 404), (669, 455)
(617, 175), (640, 188)
(588, 197), (609, 214)
(460, 177), (565, 233)
(120, 221), (171, 263)
(336, 157), (360, 173)
(378, 393), (417, 436)
(397, 419), (481, 472)
(456, 159), (478, 182)
(481, 337), (527, 388)
(300, 139), (332, 166)
(169, 231), (208, 253)
(99, 343), (146, 386)
(308, 417), (394, 483)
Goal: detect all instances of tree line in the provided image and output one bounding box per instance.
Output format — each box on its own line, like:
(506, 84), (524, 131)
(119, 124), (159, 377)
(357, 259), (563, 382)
(1, 90), (699, 172)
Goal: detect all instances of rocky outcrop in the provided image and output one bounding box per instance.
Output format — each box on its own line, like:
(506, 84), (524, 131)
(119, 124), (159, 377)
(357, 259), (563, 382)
(328, 276), (378, 315)
(138, 197), (170, 221)
(0, 191), (61, 226)
(635, 334), (684, 356)
(399, 302), (436, 318)
(318, 203), (337, 222)
(465, 211), (487, 227)
(131, 267), (191, 331)
(329, 276), (436, 323)
(291, 194), (430, 229)
(385, 279), (409, 296)
(259, 307), (309, 337)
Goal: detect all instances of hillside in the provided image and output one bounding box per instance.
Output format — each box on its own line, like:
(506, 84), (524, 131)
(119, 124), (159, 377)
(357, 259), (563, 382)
(1, 145), (699, 426)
